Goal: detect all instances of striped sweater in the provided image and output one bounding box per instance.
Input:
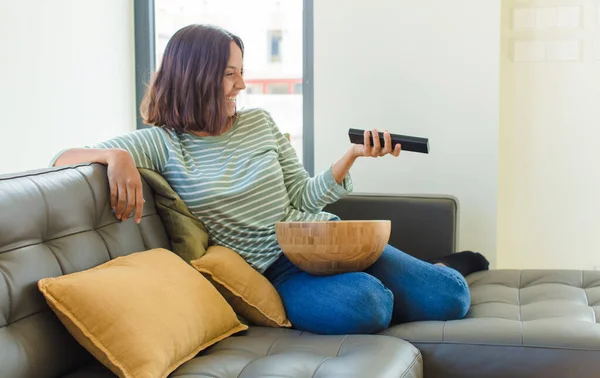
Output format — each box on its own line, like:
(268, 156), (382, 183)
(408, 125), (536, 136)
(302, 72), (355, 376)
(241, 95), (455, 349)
(90, 108), (353, 272)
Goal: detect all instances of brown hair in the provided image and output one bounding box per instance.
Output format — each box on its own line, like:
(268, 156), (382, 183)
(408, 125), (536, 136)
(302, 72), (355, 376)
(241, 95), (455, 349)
(140, 24), (244, 135)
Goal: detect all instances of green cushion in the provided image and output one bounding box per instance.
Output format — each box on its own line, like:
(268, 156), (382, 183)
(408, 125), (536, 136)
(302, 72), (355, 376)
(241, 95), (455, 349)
(139, 168), (209, 262)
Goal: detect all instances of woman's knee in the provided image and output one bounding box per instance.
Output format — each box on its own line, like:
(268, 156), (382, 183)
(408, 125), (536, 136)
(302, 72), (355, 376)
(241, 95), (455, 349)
(438, 270), (471, 319)
(344, 274), (394, 333)
(280, 272), (394, 335)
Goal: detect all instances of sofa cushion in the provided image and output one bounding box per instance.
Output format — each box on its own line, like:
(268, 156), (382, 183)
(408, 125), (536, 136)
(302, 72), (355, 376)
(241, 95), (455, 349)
(191, 246), (291, 328)
(63, 330), (423, 378)
(381, 269), (600, 378)
(139, 168), (210, 263)
(323, 194), (458, 261)
(38, 248), (247, 378)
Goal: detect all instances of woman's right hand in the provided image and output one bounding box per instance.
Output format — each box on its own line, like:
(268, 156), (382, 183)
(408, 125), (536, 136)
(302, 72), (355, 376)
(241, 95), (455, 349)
(106, 149), (145, 223)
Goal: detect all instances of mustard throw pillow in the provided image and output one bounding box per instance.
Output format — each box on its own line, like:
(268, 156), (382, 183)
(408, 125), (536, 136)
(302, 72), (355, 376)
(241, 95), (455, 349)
(38, 248), (247, 378)
(191, 246), (292, 328)
(139, 169), (209, 262)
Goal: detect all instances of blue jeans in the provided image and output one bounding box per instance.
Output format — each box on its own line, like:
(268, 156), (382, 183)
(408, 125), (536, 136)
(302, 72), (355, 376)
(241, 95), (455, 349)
(263, 244), (470, 335)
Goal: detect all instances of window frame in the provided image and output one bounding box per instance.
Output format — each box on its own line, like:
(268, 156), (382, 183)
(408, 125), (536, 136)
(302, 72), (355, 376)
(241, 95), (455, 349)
(133, 0), (315, 176)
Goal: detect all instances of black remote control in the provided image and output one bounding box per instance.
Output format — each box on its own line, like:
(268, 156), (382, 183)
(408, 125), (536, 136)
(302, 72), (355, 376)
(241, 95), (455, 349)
(348, 128), (430, 154)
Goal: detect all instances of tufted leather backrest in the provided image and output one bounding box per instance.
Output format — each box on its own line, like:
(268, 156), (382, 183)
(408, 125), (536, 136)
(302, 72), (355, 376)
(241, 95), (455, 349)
(0, 163), (171, 378)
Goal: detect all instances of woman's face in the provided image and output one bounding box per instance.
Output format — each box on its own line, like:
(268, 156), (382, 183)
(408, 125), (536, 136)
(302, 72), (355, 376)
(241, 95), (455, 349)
(223, 41), (246, 117)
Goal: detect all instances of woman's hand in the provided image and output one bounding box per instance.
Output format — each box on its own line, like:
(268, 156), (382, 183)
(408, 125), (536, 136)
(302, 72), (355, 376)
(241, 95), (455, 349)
(331, 129), (402, 185)
(352, 129), (402, 158)
(106, 149), (145, 223)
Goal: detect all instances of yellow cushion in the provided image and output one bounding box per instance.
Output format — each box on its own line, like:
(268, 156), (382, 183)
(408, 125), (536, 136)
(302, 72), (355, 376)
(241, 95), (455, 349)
(38, 248), (247, 378)
(191, 246), (292, 328)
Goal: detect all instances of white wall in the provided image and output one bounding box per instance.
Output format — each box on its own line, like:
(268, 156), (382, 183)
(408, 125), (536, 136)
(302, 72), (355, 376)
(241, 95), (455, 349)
(498, 0), (600, 270)
(0, 0), (135, 175)
(314, 0), (501, 266)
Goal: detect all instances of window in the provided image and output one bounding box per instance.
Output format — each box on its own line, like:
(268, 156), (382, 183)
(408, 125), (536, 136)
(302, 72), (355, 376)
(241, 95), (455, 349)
(268, 30), (282, 63)
(142, 0), (308, 166)
(293, 82), (303, 95)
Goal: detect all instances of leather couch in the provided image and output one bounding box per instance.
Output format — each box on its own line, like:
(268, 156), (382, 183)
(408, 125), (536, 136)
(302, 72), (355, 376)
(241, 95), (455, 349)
(1, 163), (598, 378)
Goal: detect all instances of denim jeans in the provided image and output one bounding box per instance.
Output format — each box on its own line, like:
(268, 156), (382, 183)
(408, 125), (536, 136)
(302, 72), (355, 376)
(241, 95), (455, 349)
(263, 244), (471, 335)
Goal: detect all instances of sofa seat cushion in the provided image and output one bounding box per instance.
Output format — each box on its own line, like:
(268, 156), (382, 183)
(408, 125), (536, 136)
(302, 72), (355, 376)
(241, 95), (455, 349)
(178, 333), (422, 378)
(381, 269), (600, 378)
(64, 329), (423, 378)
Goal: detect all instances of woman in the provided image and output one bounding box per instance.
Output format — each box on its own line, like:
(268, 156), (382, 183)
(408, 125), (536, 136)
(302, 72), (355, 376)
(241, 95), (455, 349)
(53, 24), (488, 335)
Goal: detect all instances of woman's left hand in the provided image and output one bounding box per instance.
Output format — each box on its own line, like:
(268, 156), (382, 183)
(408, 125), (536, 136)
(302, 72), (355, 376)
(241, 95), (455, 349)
(352, 129), (402, 158)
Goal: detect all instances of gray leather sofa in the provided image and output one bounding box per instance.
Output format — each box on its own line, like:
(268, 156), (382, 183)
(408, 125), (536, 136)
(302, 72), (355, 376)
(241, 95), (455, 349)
(1, 163), (598, 378)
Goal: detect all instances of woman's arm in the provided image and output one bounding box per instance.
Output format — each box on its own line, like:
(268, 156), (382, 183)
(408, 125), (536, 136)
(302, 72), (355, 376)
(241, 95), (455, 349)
(331, 147), (358, 185)
(53, 148), (117, 167)
(50, 128), (170, 223)
(271, 109), (401, 213)
(53, 148), (145, 223)
(267, 111), (353, 213)
(51, 128), (169, 172)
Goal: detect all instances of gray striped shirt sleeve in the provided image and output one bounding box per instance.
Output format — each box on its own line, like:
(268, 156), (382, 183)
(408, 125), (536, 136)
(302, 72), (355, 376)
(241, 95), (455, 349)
(90, 128), (169, 173)
(266, 111), (353, 213)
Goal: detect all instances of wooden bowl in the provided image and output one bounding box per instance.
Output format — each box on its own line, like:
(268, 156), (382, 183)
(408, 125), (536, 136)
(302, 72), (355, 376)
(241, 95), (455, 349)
(275, 220), (391, 275)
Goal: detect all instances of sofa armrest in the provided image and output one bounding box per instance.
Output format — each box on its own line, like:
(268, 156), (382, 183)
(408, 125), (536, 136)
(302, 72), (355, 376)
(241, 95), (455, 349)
(323, 193), (459, 261)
